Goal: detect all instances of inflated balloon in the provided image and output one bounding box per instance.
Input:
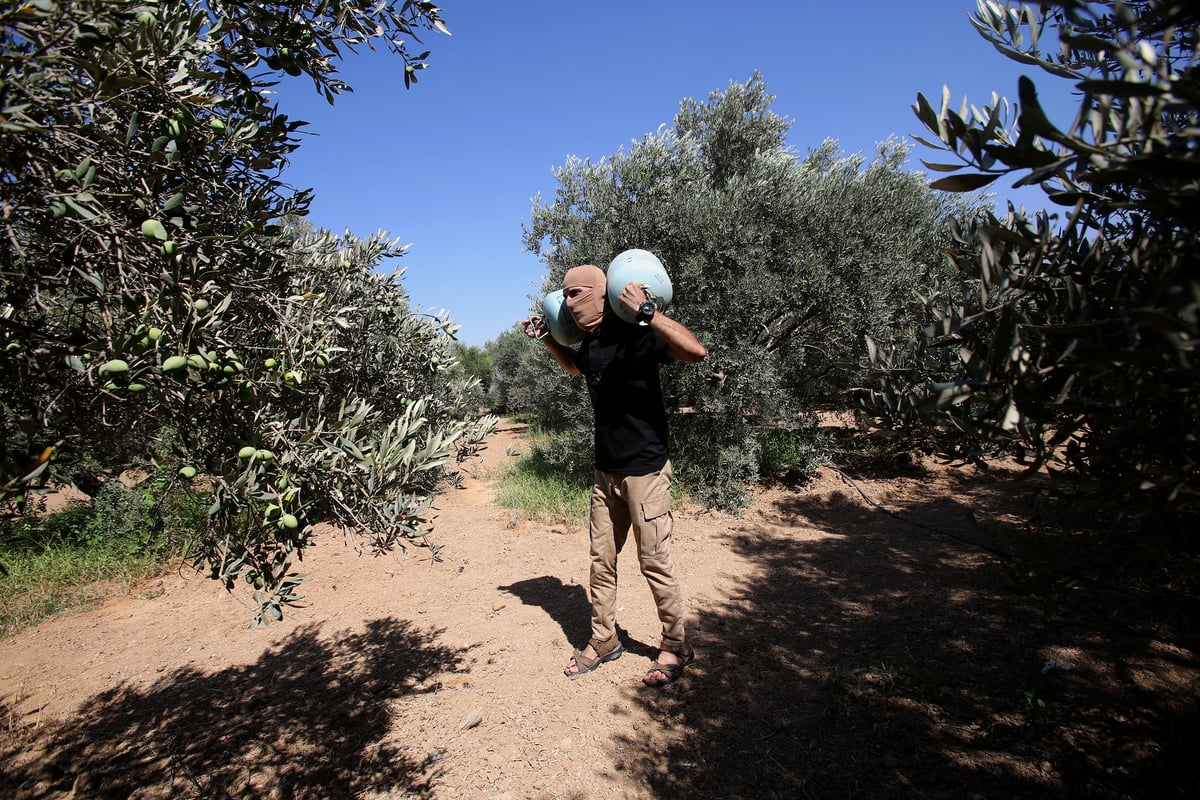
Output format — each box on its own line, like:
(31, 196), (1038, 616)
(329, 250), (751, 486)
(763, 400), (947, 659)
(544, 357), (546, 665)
(541, 289), (583, 346)
(606, 249), (673, 324)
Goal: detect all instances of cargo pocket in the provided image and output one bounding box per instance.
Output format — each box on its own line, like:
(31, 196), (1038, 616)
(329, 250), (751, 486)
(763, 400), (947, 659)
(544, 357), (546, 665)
(639, 489), (673, 557)
(641, 491), (671, 522)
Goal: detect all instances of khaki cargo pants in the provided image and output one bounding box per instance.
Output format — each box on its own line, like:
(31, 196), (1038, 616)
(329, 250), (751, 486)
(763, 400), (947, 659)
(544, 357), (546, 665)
(588, 460), (686, 652)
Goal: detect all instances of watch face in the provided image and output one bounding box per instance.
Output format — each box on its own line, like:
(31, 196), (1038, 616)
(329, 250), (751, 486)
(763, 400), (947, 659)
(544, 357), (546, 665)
(636, 301), (656, 326)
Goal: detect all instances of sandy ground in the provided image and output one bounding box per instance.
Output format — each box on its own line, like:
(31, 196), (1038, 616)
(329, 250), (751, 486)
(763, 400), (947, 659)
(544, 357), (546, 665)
(1, 421), (1197, 799)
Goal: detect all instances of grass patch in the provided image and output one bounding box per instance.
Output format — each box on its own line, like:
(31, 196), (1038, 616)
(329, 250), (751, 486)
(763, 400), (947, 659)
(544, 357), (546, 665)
(0, 536), (179, 637)
(494, 449), (591, 524)
(1, 479), (205, 637)
(493, 443), (695, 524)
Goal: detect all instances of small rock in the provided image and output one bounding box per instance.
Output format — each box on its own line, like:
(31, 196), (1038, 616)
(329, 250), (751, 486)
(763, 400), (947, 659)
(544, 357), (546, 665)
(458, 708), (483, 730)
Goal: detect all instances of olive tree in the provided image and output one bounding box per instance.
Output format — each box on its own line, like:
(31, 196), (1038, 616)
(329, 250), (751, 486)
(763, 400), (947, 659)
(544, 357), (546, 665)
(485, 327), (527, 415)
(864, 0), (1198, 524)
(449, 341), (491, 410)
(517, 73), (968, 507)
(0, 0), (495, 623)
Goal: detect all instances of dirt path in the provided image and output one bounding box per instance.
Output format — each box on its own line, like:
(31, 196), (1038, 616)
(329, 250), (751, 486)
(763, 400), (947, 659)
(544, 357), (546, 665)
(2, 422), (1197, 799)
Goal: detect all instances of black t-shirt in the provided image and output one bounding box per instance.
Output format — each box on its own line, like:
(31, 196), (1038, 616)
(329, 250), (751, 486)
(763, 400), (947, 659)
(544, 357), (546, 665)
(573, 320), (671, 475)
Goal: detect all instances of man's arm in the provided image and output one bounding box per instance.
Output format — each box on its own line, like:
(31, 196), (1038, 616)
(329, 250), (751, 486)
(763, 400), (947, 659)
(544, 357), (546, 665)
(614, 282), (707, 363)
(649, 312), (707, 363)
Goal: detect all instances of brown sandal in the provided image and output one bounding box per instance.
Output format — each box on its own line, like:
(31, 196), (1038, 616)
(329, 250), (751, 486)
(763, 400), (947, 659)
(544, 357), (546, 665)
(642, 646), (695, 687)
(564, 635), (624, 678)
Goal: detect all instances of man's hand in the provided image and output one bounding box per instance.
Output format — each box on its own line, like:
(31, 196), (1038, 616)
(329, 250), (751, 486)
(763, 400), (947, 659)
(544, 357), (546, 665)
(617, 282), (647, 320)
(522, 315), (548, 340)
(522, 314), (581, 374)
(617, 282), (705, 362)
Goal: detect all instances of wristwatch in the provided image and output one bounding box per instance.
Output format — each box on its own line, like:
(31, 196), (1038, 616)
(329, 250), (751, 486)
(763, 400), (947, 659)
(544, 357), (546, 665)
(636, 300), (656, 325)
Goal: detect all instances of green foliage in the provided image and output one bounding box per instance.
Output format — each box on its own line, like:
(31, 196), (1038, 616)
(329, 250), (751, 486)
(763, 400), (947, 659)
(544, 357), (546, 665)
(0, 0), (497, 624)
(512, 73), (969, 507)
(451, 341), (491, 409)
(487, 325), (592, 428)
(485, 327), (528, 414)
(453, 342), (491, 387)
(865, 0), (1199, 523)
(756, 421), (827, 482)
(0, 473), (205, 636)
(527, 419), (595, 481)
(669, 412), (759, 508)
(87, 471), (206, 557)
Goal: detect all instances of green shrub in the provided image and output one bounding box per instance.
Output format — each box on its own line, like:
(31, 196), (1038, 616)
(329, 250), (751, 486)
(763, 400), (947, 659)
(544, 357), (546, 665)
(0, 476), (205, 636)
(756, 424), (827, 482)
(670, 413), (759, 509)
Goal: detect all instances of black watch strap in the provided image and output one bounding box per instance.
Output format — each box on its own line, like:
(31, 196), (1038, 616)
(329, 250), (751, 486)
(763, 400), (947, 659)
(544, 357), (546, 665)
(637, 300), (656, 324)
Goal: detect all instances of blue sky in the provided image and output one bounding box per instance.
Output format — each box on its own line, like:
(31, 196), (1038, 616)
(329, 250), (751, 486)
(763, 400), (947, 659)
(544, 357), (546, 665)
(275, 1), (1075, 347)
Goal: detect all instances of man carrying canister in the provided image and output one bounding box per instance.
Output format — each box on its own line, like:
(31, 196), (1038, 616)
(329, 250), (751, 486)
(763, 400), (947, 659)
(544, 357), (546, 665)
(522, 261), (706, 687)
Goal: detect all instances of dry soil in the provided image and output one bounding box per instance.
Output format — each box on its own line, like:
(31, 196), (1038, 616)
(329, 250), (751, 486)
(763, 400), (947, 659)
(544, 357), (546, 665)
(1, 421), (1197, 799)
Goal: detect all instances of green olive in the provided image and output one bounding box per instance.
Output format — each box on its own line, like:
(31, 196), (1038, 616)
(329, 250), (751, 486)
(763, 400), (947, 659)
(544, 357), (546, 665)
(99, 359), (129, 374)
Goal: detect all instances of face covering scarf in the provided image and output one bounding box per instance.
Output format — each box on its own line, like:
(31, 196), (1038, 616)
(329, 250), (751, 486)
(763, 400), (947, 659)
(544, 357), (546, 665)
(563, 264), (607, 333)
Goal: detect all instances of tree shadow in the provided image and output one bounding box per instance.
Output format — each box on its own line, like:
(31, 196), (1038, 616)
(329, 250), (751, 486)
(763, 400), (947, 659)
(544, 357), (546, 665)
(616, 468), (1200, 799)
(1, 618), (464, 799)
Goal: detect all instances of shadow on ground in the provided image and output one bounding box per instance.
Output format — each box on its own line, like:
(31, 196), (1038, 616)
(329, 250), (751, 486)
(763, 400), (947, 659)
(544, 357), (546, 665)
(497, 575), (591, 649)
(1, 618), (463, 799)
(619, 466), (1200, 799)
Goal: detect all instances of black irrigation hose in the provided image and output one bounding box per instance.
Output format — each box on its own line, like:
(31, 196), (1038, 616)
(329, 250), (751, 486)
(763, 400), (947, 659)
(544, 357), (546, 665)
(828, 466), (1018, 562)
